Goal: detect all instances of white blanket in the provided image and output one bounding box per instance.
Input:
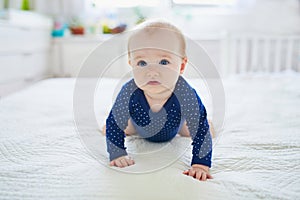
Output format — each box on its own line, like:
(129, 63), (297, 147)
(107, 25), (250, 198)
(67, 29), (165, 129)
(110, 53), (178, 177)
(0, 74), (299, 200)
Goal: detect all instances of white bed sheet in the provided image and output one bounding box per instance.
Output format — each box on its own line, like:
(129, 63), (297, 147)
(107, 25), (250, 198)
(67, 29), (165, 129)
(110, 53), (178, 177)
(0, 74), (299, 200)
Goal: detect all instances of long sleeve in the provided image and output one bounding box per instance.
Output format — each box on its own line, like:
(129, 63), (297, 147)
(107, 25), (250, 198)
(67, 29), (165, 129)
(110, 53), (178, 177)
(187, 92), (212, 167)
(106, 80), (137, 161)
(106, 110), (128, 161)
(175, 77), (212, 167)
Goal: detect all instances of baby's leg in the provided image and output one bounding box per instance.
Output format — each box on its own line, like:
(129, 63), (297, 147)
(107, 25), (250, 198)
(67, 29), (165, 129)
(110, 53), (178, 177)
(101, 119), (137, 136)
(178, 120), (215, 138)
(208, 119), (215, 138)
(124, 119), (137, 136)
(178, 120), (190, 137)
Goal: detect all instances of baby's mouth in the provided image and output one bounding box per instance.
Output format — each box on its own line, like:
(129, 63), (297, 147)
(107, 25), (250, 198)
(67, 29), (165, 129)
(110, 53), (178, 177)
(147, 81), (161, 85)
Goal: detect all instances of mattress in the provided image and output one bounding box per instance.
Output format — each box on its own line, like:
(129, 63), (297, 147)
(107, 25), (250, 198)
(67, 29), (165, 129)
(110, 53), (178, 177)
(0, 74), (299, 200)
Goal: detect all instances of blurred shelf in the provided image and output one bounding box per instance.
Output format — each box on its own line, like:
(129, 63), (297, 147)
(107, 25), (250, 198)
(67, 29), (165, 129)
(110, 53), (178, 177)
(52, 34), (115, 43)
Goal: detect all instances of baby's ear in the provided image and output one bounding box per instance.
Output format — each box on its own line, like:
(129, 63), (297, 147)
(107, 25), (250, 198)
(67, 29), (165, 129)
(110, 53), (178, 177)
(128, 58), (132, 66)
(180, 57), (188, 74)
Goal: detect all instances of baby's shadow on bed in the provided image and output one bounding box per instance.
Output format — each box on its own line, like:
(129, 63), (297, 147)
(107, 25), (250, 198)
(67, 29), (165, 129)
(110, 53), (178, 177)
(84, 130), (193, 173)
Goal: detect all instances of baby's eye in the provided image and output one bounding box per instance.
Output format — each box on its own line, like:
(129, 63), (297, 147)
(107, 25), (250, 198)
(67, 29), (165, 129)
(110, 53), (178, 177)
(159, 59), (170, 65)
(137, 60), (147, 67)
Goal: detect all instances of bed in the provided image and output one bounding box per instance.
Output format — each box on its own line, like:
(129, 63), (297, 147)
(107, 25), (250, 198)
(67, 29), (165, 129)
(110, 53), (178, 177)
(0, 73), (299, 200)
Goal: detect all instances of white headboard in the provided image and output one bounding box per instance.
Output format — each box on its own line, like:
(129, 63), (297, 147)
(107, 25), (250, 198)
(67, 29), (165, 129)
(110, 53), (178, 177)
(52, 32), (300, 79)
(220, 33), (300, 75)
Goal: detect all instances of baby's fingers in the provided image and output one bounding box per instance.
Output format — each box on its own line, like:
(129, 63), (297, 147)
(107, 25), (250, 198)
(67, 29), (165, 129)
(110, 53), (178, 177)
(200, 172), (207, 181)
(206, 173), (213, 179)
(110, 157), (135, 168)
(183, 169), (196, 177)
(109, 160), (115, 166)
(121, 158), (135, 167)
(115, 159), (124, 167)
(189, 170), (196, 178)
(183, 170), (189, 175)
(127, 158), (135, 166)
(120, 158), (129, 167)
(196, 171), (202, 180)
(109, 160), (122, 167)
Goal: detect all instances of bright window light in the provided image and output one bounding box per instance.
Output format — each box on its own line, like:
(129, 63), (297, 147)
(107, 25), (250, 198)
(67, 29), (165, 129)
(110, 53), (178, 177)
(173, 0), (237, 6)
(93, 0), (160, 8)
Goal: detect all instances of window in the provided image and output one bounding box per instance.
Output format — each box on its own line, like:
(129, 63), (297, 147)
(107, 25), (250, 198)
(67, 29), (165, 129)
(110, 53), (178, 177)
(172, 0), (238, 6)
(92, 0), (160, 8)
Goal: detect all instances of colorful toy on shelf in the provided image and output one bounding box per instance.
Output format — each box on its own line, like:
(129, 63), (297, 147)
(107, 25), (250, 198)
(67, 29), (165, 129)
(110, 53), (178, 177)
(21, 0), (31, 11)
(70, 26), (84, 35)
(68, 17), (85, 35)
(52, 21), (65, 37)
(102, 23), (127, 34)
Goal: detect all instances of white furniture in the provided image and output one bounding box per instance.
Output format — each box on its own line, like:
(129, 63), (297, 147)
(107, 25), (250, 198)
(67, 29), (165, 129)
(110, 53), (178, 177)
(221, 33), (300, 75)
(51, 35), (130, 78)
(0, 9), (52, 96)
(51, 34), (223, 78)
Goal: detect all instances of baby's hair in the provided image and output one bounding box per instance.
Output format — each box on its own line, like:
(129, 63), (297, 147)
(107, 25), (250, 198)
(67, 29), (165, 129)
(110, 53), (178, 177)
(127, 19), (187, 58)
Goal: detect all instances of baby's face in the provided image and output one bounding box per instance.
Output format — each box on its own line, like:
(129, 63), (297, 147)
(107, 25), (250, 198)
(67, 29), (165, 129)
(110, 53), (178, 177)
(128, 29), (186, 95)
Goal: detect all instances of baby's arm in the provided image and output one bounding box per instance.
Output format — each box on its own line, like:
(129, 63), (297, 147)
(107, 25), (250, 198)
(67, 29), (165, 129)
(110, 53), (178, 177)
(106, 113), (135, 167)
(106, 80), (137, 167)
(106, 110), (129, 162)
(106, 110), (135, 168)
(183, 121), (213, 181)
(182, 90), (213, 181)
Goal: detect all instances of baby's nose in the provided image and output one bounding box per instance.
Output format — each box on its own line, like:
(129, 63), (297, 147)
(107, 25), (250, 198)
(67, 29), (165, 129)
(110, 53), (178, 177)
(146, 69), (159, 78)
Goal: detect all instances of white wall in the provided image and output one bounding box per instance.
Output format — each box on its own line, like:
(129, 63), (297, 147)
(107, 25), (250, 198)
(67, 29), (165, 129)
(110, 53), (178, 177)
(166, 0), (300, 38)
(29, 0), (300, 36)
(34, 0), (85, 18)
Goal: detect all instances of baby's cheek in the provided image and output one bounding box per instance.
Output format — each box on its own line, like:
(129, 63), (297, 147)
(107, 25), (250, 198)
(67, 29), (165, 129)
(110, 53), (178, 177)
(133, 70), (146, 87)
(160, 70), (179, 89)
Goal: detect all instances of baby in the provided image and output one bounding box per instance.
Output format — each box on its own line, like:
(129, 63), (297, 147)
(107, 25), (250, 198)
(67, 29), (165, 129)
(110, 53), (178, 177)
(105, 20), (213, 181)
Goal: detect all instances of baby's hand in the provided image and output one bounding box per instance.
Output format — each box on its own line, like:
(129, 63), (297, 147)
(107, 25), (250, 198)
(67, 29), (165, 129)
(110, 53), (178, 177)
(110, 156), (135, 168)
(183, 164), (213, 181)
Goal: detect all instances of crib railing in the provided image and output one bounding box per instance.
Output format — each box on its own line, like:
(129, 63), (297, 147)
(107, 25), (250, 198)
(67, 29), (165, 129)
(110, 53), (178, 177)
(221, 33), (300, 75)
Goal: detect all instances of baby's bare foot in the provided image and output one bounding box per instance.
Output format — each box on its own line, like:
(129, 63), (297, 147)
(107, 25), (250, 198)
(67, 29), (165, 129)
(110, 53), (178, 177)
(124, 119), (137, 136)
(208, 119), (215, 138)
(101, 124), (106, 135)
(179, 120), (216, 138)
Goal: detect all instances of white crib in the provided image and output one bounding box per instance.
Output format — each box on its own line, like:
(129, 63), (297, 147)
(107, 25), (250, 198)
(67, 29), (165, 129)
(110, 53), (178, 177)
(220, 33), (300, 75)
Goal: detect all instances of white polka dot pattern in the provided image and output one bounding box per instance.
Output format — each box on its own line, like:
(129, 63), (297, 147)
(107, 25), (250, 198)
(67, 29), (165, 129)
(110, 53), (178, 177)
(106, 76), (212, 167)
